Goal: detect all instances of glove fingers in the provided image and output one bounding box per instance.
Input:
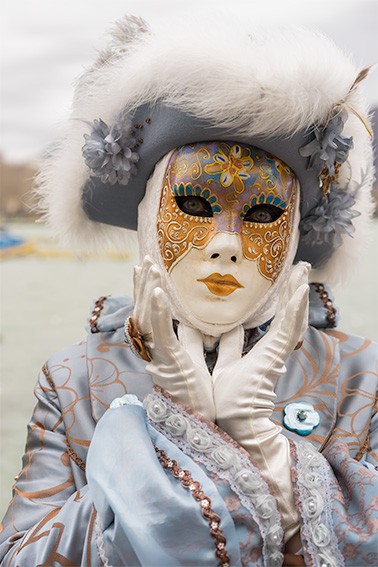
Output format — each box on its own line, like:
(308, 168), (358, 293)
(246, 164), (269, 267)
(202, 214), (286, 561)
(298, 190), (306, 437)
(133, 256), (154, 322)
(138, 264), (164, 336)
(140, 256), (154, 290)
(269, 282), (309, 357)
(243, 280), (309, 368)
(132, 265), (142, 319)
(288, 282), (309, 346)
(150, 287), (179, 355)
(273, 262), (310, 329)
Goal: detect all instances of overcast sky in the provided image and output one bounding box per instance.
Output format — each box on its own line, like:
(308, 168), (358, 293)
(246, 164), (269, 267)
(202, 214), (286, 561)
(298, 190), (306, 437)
(1, 0), (377, 163)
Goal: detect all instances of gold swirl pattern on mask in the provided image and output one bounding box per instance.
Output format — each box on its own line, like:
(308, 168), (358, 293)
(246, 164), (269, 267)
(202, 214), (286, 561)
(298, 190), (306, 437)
(240, 189), (296, 282)
(157, 178), (215, 272)
(171, 145), (212, 181)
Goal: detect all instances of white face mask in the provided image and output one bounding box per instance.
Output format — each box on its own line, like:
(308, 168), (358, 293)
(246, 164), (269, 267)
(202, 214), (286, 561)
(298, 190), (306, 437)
(170, 232), (272, 325)
(138, 142), (300, 337)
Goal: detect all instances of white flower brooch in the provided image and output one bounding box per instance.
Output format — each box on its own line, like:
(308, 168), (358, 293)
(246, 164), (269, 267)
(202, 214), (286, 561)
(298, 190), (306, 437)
(283, 402), (320, 436)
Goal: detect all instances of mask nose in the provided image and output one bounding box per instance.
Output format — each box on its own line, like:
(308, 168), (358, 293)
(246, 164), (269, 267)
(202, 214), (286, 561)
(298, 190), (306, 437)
(204, 232), (243, 264)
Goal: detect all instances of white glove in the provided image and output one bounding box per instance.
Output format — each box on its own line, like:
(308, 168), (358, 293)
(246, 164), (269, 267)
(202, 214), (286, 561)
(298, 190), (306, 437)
(133, 257), (215, 421)
(212, 262), (310, 539)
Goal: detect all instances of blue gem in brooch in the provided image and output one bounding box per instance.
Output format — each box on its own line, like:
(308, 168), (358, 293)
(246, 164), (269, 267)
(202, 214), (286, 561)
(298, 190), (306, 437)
(283, 402), (320, 436)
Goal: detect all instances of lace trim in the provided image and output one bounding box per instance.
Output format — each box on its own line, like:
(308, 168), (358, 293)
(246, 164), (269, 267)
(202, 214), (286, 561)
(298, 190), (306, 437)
(94, 515), (111, 567)
(144, 390), (284, 566)
(294, 441), (344, 567)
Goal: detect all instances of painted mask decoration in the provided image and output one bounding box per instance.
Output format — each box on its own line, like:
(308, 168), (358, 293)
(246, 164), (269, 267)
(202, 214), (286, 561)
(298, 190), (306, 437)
(157, 142), (297, 325)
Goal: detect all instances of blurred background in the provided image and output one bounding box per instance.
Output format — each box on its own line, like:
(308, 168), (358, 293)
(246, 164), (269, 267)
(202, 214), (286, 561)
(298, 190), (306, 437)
(1, 0), (377, 518)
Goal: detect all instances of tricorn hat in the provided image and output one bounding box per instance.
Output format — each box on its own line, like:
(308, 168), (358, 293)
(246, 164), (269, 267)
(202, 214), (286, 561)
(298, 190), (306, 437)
(36, 12), (375, 284)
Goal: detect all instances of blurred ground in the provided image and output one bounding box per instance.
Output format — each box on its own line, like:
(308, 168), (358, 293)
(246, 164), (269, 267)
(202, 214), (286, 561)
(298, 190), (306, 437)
(0, 221), (377, 518)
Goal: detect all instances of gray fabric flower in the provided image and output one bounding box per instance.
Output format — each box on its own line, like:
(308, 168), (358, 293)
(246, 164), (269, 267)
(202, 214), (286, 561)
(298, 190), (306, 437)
(187, 428), (212, 452)
(299, 111), (353, 176)
(234, 469), (262, 494)
(310, 523), (331, 548)
(210, 447), (235, 470)
(144, 397), (169, 422)
(165, 414), (188, 436)
(255, 494), (276, 519)
(82, 118), (139, 186)
(300, 185), (360, 248)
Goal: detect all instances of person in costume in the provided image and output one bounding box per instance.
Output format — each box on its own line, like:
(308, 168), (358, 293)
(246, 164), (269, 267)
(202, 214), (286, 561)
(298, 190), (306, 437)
(0, 13), (377, 567)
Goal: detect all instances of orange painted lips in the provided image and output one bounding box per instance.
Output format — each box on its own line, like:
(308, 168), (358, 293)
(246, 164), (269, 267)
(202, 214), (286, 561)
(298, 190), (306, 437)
(197, 273), (244, 296)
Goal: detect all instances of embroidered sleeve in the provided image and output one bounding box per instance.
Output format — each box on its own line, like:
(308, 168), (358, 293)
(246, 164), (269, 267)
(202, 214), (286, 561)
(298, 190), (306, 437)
(0, 364), (98, 565)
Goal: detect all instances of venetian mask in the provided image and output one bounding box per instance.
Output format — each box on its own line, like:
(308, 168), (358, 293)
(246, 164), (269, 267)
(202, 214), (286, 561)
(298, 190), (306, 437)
(156, 142), (298, 326)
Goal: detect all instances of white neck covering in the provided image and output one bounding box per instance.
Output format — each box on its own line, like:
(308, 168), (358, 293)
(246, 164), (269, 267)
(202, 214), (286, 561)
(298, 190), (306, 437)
(137, 152), (301, 338)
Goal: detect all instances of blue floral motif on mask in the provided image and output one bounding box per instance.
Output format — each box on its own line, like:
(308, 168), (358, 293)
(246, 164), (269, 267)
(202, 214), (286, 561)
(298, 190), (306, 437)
(283, 402), (320, 436)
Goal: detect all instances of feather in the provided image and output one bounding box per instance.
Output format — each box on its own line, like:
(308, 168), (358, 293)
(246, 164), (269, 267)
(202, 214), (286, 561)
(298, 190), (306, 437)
(348, 66), (373, 93)
(110, 14), (150, 47)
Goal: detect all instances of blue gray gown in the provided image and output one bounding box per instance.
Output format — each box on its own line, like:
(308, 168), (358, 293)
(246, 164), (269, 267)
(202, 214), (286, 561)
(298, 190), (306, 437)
(0, 285), (377, 566)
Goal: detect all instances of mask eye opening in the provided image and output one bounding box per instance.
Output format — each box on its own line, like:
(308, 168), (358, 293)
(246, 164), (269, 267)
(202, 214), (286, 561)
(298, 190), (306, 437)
(175, 195), (214, 217)
(242, 203), (284, 224)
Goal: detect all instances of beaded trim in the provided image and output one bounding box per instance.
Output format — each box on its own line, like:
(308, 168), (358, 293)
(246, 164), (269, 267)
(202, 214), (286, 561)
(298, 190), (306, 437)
(65, 439), (86, 472)
(294, 441), (344, 567)
(155, 446), (230, 567)
(42, 364), (56, 391)
(314, 284), (337, 328)
(144, 390), (284, 565)
(89, 295), (108, 333)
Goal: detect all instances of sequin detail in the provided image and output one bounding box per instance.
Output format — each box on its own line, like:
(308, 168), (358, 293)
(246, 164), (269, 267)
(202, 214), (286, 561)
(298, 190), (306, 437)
(89, 295), (108, 333)
(314, 284), (337, 327)
(155, 447), (230, 567)
(145, 389), (284, 565)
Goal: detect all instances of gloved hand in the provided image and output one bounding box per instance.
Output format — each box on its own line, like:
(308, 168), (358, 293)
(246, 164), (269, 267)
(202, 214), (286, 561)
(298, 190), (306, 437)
(212, 262), (310, 538)
(133, 256), (215, 421)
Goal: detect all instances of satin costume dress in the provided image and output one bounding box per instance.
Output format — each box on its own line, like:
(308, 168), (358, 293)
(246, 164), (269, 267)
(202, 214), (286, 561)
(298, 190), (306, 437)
(0, 285), (377, 567)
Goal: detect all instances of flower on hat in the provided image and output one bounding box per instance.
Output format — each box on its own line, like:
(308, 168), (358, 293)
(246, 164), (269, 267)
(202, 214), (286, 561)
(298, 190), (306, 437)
(204, 143), (253, 193)
(300, 186), (360, 248)
(299, 110), (353, 178)
(82, 118), (139, 186)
